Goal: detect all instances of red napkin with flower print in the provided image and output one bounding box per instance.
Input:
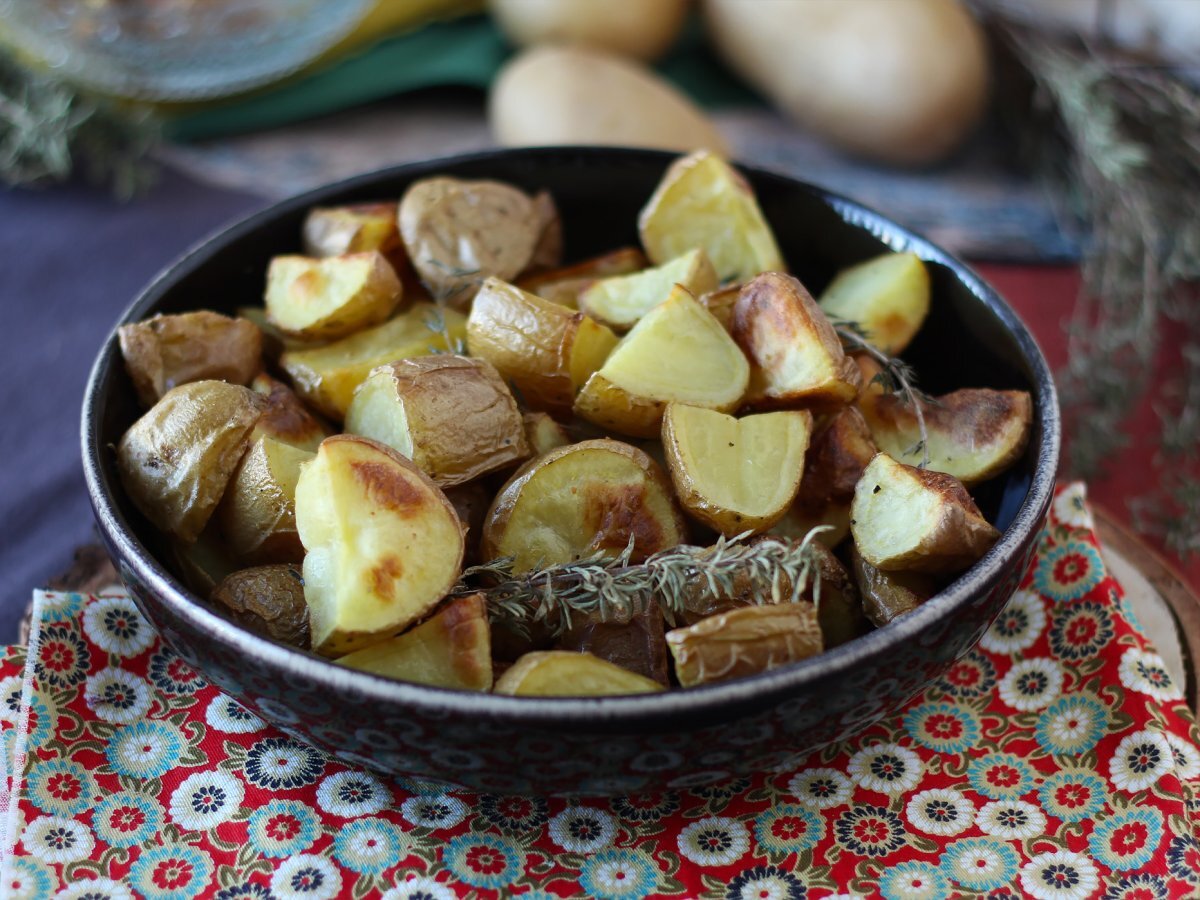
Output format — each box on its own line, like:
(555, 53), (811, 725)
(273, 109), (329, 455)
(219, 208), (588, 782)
(0, 483), (1197, 899)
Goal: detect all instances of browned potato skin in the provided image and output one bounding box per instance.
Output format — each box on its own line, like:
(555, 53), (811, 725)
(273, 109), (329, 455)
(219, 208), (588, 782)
(795, 406), (877, 513)
(217, 437), (312, 565)
(700, 284), (740, 332)
(211, 564), (310, 649)
(528, 190), (564, 271)
(559, 604), (670, 686)
(118, 381), (265, 542)
(119, 311), (263, 408)
(171, 524), (240, 598)
(444, 481), (492, 566)
(847, 543), (938, 627)
(517, 247), (649, 308)
(302, 202), (407, 271)
(251, 373), (331, 452)
(523, 411), (572, 456)
(667, 602), (823, 687)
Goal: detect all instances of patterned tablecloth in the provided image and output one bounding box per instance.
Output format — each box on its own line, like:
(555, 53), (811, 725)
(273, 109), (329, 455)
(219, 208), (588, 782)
(0, 484), (1197, 899)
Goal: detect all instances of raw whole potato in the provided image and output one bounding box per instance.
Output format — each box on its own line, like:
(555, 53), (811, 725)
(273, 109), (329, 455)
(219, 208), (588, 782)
(483, 438), (687, 573)
(265, 251), (403, 342)
(335, 593), (492, 691)
(847, 543), (938, 627)
(295, 435), (465, 656)
(518, 247), (648, 308)
(523, 411), (572, 456)
(662, 404), (813, 536)
(851, 452), (999, 573)
(217, 437), (314, 565)
(704, 0), (990, 165)
(302, 202), (406, 271)
(490, 0), (688, 61)
(490, 46), (728, 155)
(118, 311), (263, 408)
(117, 381), (265, 542)
(558, 604), (670, 686)
(578, 248), (719, 331)
(639, 150), (782, 282)
(818, 252), (931, 355)
(494, 650), (664, 696)
(210, 564), (311, 649)
(345, 355), (531, 487)
(250, 373), (330, 452)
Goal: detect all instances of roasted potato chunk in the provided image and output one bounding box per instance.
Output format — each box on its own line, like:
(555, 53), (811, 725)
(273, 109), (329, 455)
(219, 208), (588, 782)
(302, 202), (405, 268)
(847, 543), (938, 627)
(118, 311), (262, 408)
(236, 306), (318, 363)
(345, 355), (530, 487)
(335, 593), (492, 691)
(733, 272), (861, 411)
(699, 284), (740, 332)
(851, 453), (999, 573)
(667, 602), (823, 687)
(559, 604), (669, 686)
(529, 190), (564, 270)
(117, 381), (265, 542)
(217, 437), (314, 565)
(818, 252), (930, 355)
(295, 435), (465, 655)
(171, 524), (241, 597)
(211, 564), (310, 648)
(575, 285), (749, 437)
(578, 248), (719, 330)
(769, 502), (852, 549)
(523, 411), (572, 456)
(494, 650), (664, 696)
(518, 247), (648, 307)
(662, 404), (812, 535)
(280, 302), (467, 420)
(467, 277), (618, 415)
(265, 251), (403, 341)
(445, 481), (492, 566)
(250, 373), (330, 452)
(483, 439), (686, 573)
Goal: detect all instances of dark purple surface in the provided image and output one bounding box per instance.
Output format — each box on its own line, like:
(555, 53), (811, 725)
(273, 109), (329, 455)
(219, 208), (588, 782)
(0, 168), (259, 641)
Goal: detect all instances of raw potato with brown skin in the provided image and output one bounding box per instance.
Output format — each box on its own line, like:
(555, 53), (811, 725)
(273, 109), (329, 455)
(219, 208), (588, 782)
(847, 543), (939, 627)
(217, 437), (314, 565)
(250, 373), (330, 452)
(210, 564), (311, 649)
(851, 452), (1000, 573)
(118, 311), (263, 408)
(490, 0), (688, 61)
(265, 251), (403, 341)
(558, 604), (670, 686)
(494, 650), (664, 696)
(517, 247), (648, 308)
(117, 381), (265, 542)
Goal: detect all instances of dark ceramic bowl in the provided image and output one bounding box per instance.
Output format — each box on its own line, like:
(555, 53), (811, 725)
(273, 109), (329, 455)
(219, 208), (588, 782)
(83, 147), (1060, 795)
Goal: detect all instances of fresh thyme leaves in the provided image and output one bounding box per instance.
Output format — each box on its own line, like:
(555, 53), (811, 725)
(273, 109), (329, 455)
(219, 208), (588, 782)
(423, 305), (466, 355)
(422, 260), (479, 354)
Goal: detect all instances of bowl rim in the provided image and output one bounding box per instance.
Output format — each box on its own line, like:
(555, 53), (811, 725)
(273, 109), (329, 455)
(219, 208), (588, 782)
(82, 145), (1061, 725)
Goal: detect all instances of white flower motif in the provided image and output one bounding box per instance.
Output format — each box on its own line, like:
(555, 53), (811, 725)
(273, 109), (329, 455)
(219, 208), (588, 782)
(1110, 730), (1174, 792)
(168, 770), (244, 830)
(998, 658), (1064, 711)
(1019, 850), (1099, 900)
(549, 805), (617, 853)
(979, 590), (1046, 654)
(22, 816), (95, 864)
(400, 793), (468, 829)
(678, 817), (749, 866)
(271, 854), (343, 900)
(1165, 732), (1200, 780)
(316, 770), (390, 817)
(976, 800), (1047, 840)
(788, 767), (853, 809)
(905, 788), (974, 837)
(848, 743), (923, 794)
(84, 668), (151, 724)
(82, 595), (154, 656)
(205, 694), (265, 734)
(1053, 485), (1094, 530)
(55, 877), (135, 900)
(0, 674), (23, 723)
(381, 876), (457, 900)
(1118, 648), (1183, 702)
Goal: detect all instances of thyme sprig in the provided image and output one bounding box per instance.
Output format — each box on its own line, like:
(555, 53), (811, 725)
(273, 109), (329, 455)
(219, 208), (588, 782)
(421, 259), (480, 354)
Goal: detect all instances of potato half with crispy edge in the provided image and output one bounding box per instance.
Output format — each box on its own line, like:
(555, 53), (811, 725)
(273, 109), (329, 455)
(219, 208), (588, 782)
(578, 247), (719, 330)
(217, 437), (314, 565)
(666, 602), (823, 687)
(302, 202), (405, 267)
(847, 543), (938, 627)
(211, 564), (311, 649)
(523, 411), (572, 456)
(265, 251), (403, 342)
(575, 285), (749, 437)
(558, 604), (670, 686)
(345, 354), (531, 487)
(118, 311), (263, 408)
(662, 403), (812, 536)
(467, 277), (618, 415)
(517, 246), (648, 308)
(733, 272), (861, 411)
(851, 453), (999, 573)
(818, 252), (930, 355)
(335, 593), (492, 691)
(860, 388), (1034, 486)
(250, 373), (330, 452)
(399, 176), (540, 307)
(295, 435), (465, 656)
(118, 381), (265, 542)
(494, 650), (664, 696)
(482, 438), (687, 573)
(280, 302), (467, 421)
(638, 150), (783, 282)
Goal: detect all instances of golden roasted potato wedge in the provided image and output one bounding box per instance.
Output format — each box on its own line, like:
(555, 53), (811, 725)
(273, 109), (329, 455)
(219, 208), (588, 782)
(699, 283), (741, 332)
(574, 285), (749, 437)
(494, 650), (664, 696)
(265, 251), (403, 341)
(118, 311), (262, 408)
(399, 176), (540, 306)
(295, 435), (465, 655)
(345, 355), (530, 487)
(280, 302), (467, 420)
(217, 437), (314, 565)
(578, 248), (719, 330)
(236, 306), (319, 363)
(483, 438), (686, 572)
(818, 252), (930, 354)
(335, 593), (492, 691)
(250, 373), (330, 452)
(859, 388), (1034, 486)
(117, 381), (265, 542)
(211, 564), (310, 648)
(467, 277), (618, 415)
(517, 247), (649, 308)
(666, 602), (823, 687)
(850, 452), (999, 573)
(523, 411), (572, 456)
(302, 202), (405, 269)
(733, 272), (861, 411)
(559, 605), (670, 686)
(847, 544), (938, 627)
(528, 190), (563, 270)
(638, 150), (783, 282)
(662, 404), (812, 535)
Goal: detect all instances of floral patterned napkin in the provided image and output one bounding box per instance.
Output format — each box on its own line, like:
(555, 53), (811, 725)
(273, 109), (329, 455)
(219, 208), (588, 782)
(0, 484), (1197, 899)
